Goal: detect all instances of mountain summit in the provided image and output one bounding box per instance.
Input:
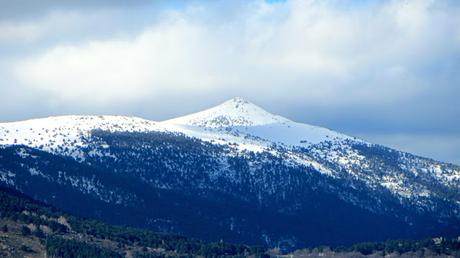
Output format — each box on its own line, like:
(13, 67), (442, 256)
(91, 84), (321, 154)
(166, 97), (290, 128)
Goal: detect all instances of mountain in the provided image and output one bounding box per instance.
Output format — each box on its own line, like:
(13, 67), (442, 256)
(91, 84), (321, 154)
(0, 97), (459, 250)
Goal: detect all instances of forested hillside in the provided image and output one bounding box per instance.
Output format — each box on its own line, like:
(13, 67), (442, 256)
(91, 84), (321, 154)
(278, 237), (460, 257)
(0, 185), (266, 257)
(1, 184), (459, 257)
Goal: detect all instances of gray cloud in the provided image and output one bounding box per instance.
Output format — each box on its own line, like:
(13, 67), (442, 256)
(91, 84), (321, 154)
(0, 0), (158, 20)
(356, 133), (460, 166)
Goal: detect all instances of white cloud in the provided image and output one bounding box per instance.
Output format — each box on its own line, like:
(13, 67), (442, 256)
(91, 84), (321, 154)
(0, 8), (133, 46)
(15, 18), (230, 104)
(9, 0), (460, 107)
(0, 21), (43, 43)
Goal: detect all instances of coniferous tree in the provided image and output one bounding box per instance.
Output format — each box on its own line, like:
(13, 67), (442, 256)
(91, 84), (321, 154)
(34, 227), (45, 238)
(21, 226), (31, 236)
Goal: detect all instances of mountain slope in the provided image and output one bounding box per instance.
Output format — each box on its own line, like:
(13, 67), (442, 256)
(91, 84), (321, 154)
(0, 97), (459, 249)
(0, 185), (266, 257)
(2, 184), (458, 258)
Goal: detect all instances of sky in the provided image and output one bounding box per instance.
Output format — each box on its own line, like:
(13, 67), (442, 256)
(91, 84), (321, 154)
(0, 0), (459, 165)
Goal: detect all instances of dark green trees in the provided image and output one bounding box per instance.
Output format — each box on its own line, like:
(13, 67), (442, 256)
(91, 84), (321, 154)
(20, 226), (31, 236)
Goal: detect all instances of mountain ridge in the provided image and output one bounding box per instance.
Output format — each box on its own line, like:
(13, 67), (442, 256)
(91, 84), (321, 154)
(0, 97), (356, 159)
(1, 98), (459, 199)
(0, 97), (459, 249)
(1, 97), (459, 202)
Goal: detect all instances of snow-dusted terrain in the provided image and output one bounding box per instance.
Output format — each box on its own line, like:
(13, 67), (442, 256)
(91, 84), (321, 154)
(0, 97), (355, 166)
(1, 97), (459, 203)
(0, 115), (158, 159)
(0, 97), (354, 153)
(165, 97), (355, 149)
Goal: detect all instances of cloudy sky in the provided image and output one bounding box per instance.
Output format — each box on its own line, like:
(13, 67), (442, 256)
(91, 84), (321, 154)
(0, 0), (459, 164)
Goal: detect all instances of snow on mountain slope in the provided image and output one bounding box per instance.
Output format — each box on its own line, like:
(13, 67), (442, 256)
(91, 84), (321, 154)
(163, 98), (460, 203)
(162, 97), (362, 176)
(166, 97), (290, 127)
(0, 97), (459, 204)
(0, 115), (160, 159)
(166, 97), (355, 146)
(0, 97), (357, 157)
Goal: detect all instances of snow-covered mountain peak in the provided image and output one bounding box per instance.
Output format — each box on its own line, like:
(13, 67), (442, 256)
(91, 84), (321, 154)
(165, 97), (291, 128)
